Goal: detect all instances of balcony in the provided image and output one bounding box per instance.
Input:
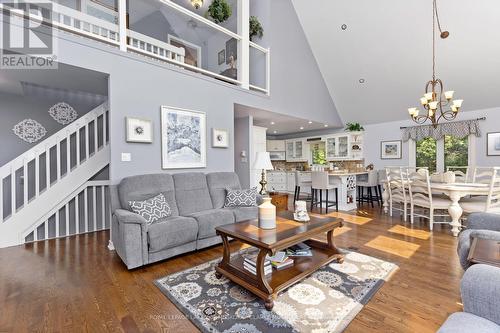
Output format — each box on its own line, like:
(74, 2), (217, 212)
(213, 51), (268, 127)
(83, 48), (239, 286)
(1, 0), (270, 95)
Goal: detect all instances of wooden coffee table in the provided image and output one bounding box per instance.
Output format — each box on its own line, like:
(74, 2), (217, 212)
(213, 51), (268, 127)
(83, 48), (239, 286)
(467, 236), (500, 268)
(215, 211), (344, 310)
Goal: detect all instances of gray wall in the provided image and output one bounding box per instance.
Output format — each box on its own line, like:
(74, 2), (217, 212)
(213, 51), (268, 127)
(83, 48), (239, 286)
(2, 0), (339, 184)
(234, 116), (252, 189)
(0, 91), (105, 166)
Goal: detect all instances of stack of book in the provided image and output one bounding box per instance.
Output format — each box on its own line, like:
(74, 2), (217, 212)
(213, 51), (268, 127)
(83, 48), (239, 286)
(267, 251), (294, 270)
(243, 253), (272, 276)
(286, 243), (313, 257)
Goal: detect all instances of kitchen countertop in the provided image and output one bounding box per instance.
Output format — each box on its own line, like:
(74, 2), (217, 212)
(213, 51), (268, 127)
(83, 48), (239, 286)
(269, 170), (368, 176)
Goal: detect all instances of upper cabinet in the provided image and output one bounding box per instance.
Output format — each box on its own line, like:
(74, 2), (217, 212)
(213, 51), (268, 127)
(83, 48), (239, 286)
(324, 132), (363, 161)
(267, 140), (286, 151)
(286, 139), (308, 162)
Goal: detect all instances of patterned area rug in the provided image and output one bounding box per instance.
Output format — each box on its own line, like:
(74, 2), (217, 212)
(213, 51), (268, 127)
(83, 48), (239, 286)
(154, 249), (397, 333)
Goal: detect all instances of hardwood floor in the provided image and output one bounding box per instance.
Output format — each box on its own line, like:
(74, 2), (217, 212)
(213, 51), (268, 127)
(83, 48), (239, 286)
(0, 206), (463, 332)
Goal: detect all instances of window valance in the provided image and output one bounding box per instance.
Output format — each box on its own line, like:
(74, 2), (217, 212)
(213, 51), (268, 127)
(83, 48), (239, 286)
(402, 119), (481, 142)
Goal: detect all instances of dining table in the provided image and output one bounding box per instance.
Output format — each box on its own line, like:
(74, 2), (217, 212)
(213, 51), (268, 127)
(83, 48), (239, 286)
(382, 182), (498, 237)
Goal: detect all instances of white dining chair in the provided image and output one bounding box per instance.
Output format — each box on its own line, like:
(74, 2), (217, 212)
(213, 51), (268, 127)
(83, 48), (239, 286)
(472, 167), (495, 184)
(311, 171), (338, 214)
(460, 167), (500, 214)
(446, 166), (469, 183)
(385, 167), (409, 221)
(293, 171), (312, 206)
(408, 168), (452, 231)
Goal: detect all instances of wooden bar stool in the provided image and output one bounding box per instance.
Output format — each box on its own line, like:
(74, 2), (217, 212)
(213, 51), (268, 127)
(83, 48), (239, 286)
(311, 171), (338, 214)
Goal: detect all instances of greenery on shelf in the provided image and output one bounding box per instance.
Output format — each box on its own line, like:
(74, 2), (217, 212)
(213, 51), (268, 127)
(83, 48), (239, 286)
(312, 144), (327, 165)
(249, 16), (264, 41)
(345, 122), (364, 131)
(206, 0), (232, 24)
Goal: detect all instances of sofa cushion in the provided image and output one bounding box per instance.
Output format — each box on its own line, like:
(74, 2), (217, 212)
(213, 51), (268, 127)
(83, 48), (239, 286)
(224, 206), (258, 222)
(190, 209), (235, 239)
(206, 172), (242, 209)
(147, 216), (198, 252)
(437, 312), (499, 333)
(129, 193), (172, 225)
(118, 174), (179, 217)
(173, 173), (214, 215)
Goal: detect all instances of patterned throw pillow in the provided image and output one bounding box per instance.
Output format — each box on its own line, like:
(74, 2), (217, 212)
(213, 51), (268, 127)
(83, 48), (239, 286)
(224, 188), (257, 207)
(128, 193), (172, 225)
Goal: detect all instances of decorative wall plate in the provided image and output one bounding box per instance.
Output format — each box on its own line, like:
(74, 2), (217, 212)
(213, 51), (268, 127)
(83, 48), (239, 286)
(13, 119), (47, 143)
(48, 102), (78, 125)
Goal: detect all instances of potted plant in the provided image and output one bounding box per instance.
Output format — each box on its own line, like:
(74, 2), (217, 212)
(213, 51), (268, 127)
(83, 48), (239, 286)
(206, 0), (232, 24)
(344, 122), (364, 132)
(249, 16), (264, 41)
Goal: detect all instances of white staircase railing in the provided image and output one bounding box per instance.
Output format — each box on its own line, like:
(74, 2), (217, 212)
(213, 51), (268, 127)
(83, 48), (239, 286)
(0, 102), (110, 248)
(22, 180), (111, 243)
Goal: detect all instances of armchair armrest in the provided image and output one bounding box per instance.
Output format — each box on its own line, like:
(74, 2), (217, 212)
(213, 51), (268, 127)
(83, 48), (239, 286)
(458, 229), (500, 269)
(114, 209), (148, 225)
(461, 264), (500, 325)
(467, 213), (500, 232)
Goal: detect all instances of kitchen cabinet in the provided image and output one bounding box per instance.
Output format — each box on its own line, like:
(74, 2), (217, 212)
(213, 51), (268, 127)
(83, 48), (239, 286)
(286, 172), (295, 192)
(324, 134), (352, 160)
(267, 140), (286, 151)
(267, 171), (287, 192)
(285, 139), (308, 162)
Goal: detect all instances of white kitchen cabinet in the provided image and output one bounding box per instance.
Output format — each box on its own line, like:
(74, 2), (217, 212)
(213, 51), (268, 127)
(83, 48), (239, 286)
(324, 134), (353, 160)
(285, 139), (308, 162)
(267, 140), (286, 151)
(286, 172), (295, 192)
(267, 171), (287, 192)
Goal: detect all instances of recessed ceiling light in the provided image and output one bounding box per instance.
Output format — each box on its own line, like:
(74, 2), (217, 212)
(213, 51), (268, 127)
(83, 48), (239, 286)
(341, 24), (347, 30)
(359, 78), (365, 84)
(300, 126), (304, 130)
(308, 121), (313, 124)
(273, 130), (277, 134)
(270, 121), (275, 125)
(324, 124), (329, 127)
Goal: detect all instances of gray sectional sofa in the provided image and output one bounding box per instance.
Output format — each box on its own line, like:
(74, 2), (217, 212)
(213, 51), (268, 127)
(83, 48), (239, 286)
(110, 172), (258, 269)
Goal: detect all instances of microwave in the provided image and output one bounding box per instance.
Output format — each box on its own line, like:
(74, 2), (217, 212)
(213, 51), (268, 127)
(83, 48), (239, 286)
(269, 151), (286, 160)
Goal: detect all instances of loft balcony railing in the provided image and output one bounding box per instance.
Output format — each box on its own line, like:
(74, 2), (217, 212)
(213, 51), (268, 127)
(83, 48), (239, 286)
(0, 0), (270, 95)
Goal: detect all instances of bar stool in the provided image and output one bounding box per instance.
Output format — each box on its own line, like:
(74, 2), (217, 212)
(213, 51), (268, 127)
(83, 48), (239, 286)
(293, 171), (312, 206)
(311, 171), (338, 214)
(357, 170), (381, 208)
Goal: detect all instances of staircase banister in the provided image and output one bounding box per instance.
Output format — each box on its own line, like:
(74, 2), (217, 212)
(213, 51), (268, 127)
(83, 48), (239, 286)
(0, 102), (108, 176)
(127, 30), (186, 57)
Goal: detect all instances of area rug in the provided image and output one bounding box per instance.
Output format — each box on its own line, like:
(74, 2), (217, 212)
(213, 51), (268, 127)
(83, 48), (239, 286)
(154, 249), (398, 333)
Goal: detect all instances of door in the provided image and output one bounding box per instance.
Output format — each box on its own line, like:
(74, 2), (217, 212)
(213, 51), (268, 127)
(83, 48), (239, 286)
(286, 142), (295, 161)
(337, 136), (349, 158)
(295, 141), (303, 159)
(326, 137), (336, 159)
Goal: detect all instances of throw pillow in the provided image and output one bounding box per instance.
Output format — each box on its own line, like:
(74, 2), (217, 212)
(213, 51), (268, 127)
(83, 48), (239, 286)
(128, 193), (172, 225)
(224, 187), (257, 207)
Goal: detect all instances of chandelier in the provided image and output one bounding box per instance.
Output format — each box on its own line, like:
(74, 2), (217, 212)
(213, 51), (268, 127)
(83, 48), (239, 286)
(408, 0), (463, 128)
(191, 0), (203, 9)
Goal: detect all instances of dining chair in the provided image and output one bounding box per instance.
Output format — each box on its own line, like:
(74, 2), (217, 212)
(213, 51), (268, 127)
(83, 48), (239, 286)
(357, 170), (381, 207)
(472, 167), (495, 184)
(407, 168), (452, 231)
(293, 171), (312, 206)
(446, 166), (469, 183)
(311, 171), (338, 214)
(385, 167), (409, 221)
(460, 167), (500, 214)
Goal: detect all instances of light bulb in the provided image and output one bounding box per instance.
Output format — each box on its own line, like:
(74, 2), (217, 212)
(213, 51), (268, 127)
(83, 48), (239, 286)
(453, 99), (463, 108)
(420, 97), (428, 105)
(444, 91), (454, 100)
(451, 105), (458, 113)
(429, 101), (438, 110)
(424, 92), (433, 101)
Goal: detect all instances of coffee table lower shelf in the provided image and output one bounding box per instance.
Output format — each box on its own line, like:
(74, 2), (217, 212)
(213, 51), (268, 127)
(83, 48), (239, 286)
(215, 239), (343, 310)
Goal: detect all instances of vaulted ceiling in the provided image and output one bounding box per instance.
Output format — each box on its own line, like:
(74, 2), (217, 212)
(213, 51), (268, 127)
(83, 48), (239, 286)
(292, 0), (500, 125)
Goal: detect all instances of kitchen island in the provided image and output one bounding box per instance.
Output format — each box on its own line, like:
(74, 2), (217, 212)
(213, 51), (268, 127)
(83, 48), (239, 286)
(267, 170), (367, 211)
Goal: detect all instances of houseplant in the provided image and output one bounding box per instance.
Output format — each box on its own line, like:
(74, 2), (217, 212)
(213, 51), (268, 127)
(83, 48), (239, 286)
(249, 16), (264, 41)
(345, 122), (364, 131)
(207, 0), (232, 24)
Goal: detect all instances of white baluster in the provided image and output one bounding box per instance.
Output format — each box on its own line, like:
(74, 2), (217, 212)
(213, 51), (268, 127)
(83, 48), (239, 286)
(76, 125), (81, 166)
(46, 146), (51, 189)
(11, 165), (16, 217)
(0, 175), (3, 223)
(56, 139), (61, 181)
(102, 114), (107, 146)
(23, 158), (28, 207)
(75, 194), (80, 234)
(44, 220), (48, 240)
(101, 186), (105, 229)
(84, 187), (88, 232)
(35, 153), (40, 198)
(85, 124), (89, 161)
(65, 203), (70, 236)
(94, 119), (98, 153)
(93, 186), (97, 231)
(66, 133), (71, 175)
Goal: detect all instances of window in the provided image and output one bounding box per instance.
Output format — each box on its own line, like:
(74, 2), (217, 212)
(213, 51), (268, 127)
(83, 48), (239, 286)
(414, 135), (469, 173)
(416, 137), (437, 172)
(444, 135), (468, 170)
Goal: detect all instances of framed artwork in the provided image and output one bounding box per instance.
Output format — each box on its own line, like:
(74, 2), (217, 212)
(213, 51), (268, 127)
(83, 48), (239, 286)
(161, 106), (206, 169)
(487, 132), (500, 156)
(212, 128), (228, 148)
(126, 117), (153, 143)
(218, 49), (225, 65)
(381, 140), (402, 159)
(225, 38), (237, 64)
(167, 35), (202, 68)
